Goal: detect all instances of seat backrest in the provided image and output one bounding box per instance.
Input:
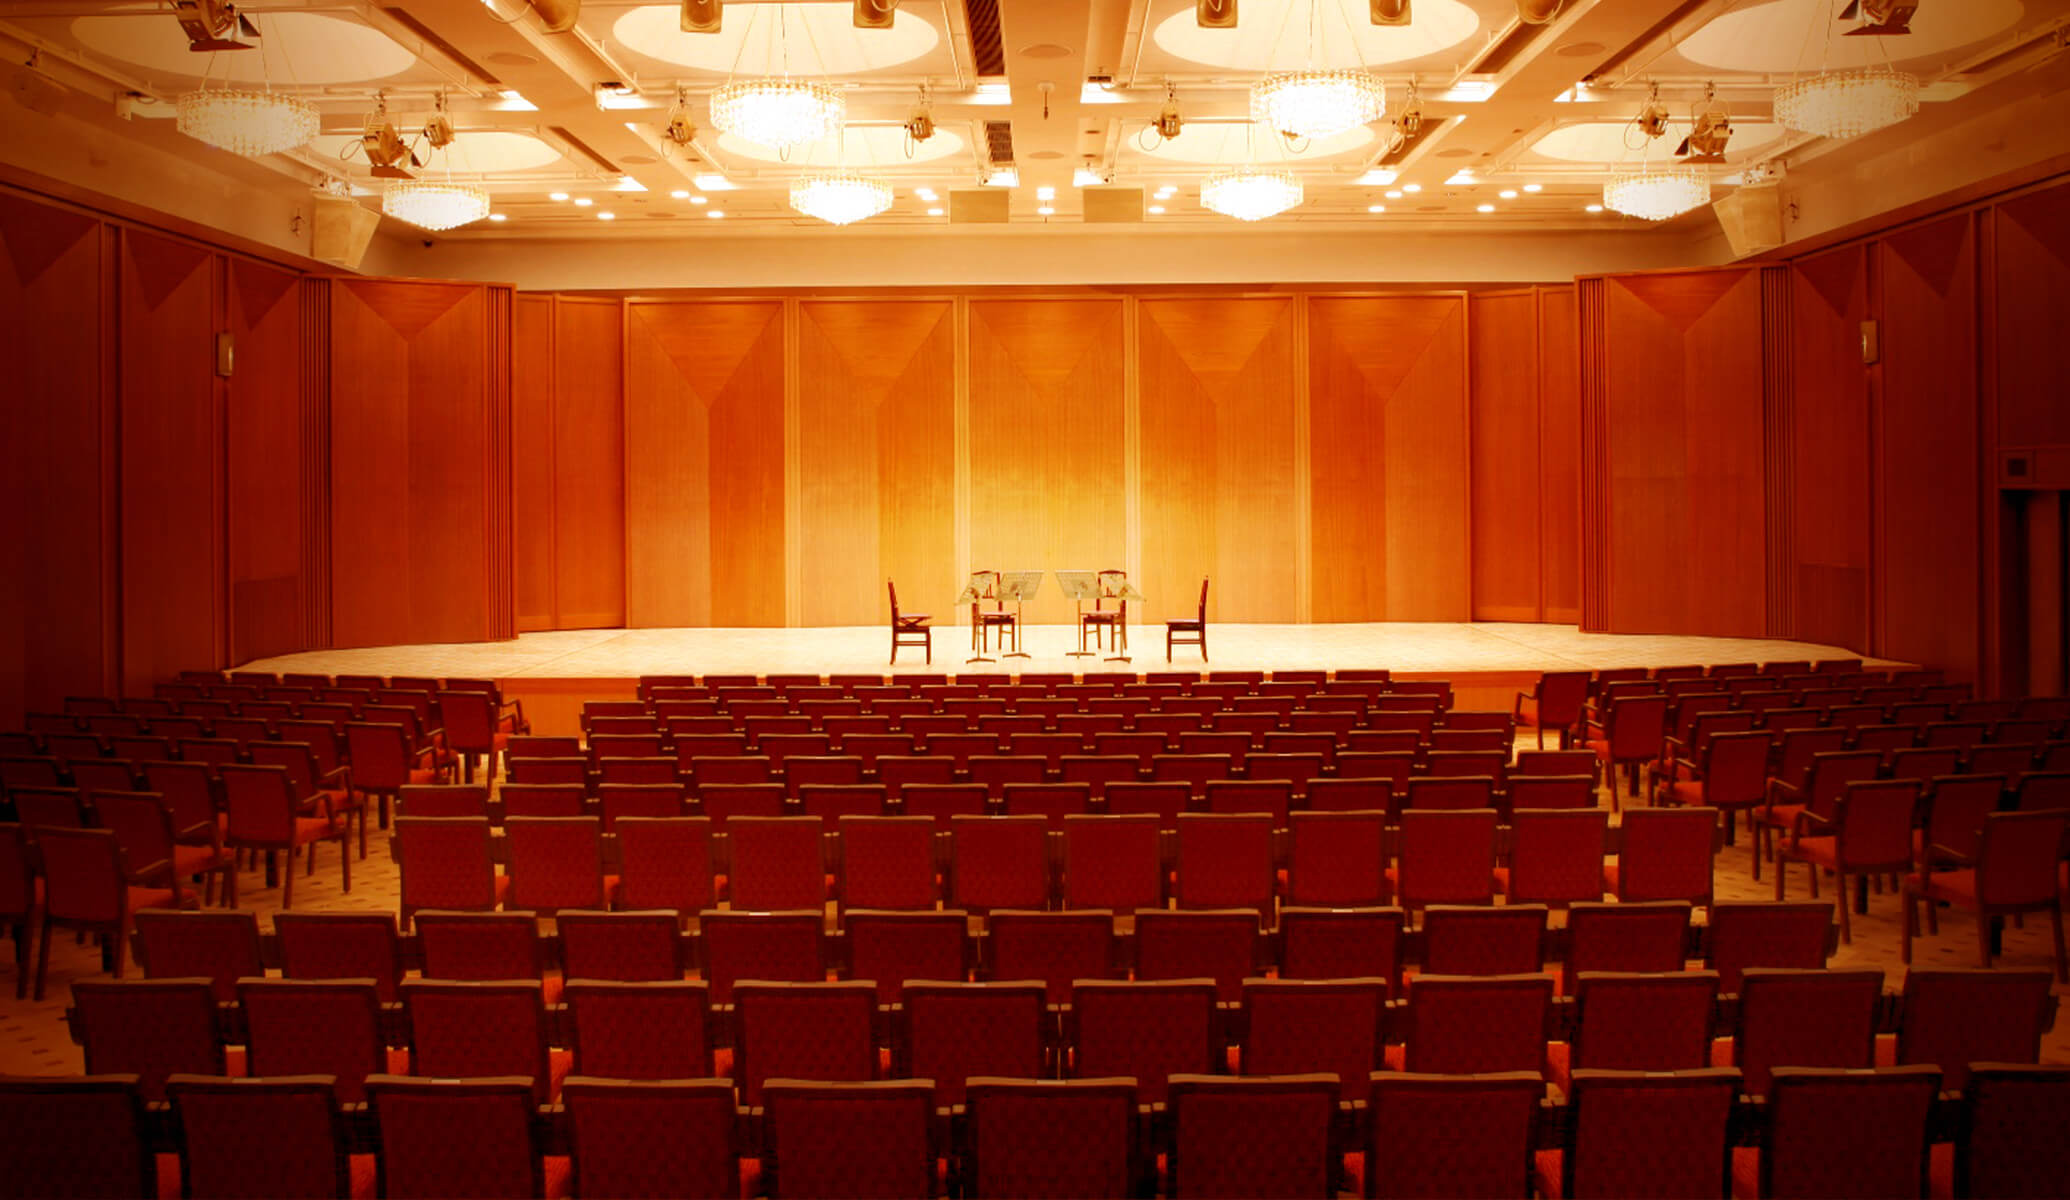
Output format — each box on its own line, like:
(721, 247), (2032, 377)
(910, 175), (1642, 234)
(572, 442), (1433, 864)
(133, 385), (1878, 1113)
(1759, 1066), (1940, 1199)
(1918, 775), (2003, 863)
(1061, 814), (1164, 912)
(1612, 807), (1716, 905)
(1240, 978), (1388, 1102)
(834, 815), (937, 910)
(397, 785), (489, 819)
(1703, 901), (1831, 992)
(1569, 970), (1719, 1072)
(0, 1075), (156, 1199)
(72, 978), (225, 1100)
(1562, 901), (1691, 993)
(1976, 810), (2070, 907)
(562, 1078), (737, 1200)
(504, 815), (607, 912)
(1277, 906), (1404, 984)
(1173, 813), (1274, 913)
(166, 1075), (351, 1200)
(1165, 1074), (1338, 1199)
(963, 1078), (1139, 1199)
(1400, 974), (1553, 1075)
(34, 826), (132, 925)
(345, 721), (412, 789)
(1396, 809), (1499, 907)
(132, 910), (260, 1002)
(1505, 809), (1609, 906)
(726, 816), (828, 911)
(219, 763), (304, 844)
(393, 817), (499, 919)
(2014, 770), (2070, 812)
(1134, 909), (1258, 1002)
(1733, 968), (1882, 1097)
(415, 911), (542, 982)
(845, 909), (968, 1003)
(402, 980), (554, 1102)
(900, 981), (1048, 1105)
(1286, 810), (1387, 906)
(985, 909), (1114, 1003)
(557, 909), (684, 981)
(1897, 969), (2053, 1090)
(1366, 1072), (1542, 1200)
(563, 980), (714, 1080)
(1561, 1069), (1739, 1200)
(1069, 979), (1219, 1103)
(949, 814), (1051, 911)
(1605, 694), (1669, 759)
(237, 978), (386, 1102)
(613, 816), (713, 913)
(1829, 779), (1920, 867)
(597, 782), (686, 827)
(699, 910), (824, 1005)
(1701, 731), (1774, 805)
(365, 1076), (540, 1199)
(761, 1079), (936, 1199)
(1958, 1064), (2070, 1200)
(274, 911), (403, 1001)
(1422, 905), (1547, 977)
(733, 982), (880, 1105)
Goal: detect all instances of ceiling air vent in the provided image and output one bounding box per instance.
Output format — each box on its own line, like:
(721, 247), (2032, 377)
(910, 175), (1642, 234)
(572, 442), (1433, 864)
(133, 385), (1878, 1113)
(985, 120), (1015, 165)
(965, 0), (1006, 77)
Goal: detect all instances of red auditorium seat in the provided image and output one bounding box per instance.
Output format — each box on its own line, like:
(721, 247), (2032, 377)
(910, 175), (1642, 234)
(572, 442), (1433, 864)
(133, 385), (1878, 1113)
(1277, 906), (1403, 983)
(1239, 977), (1387, 1102)
(70, 978), (225, 1100)
(34, 825), (195, 997)
(844, 909), (969, 1003)
(557, 909), (683, 981)
(699, 910), (825, 1005)
(403, 979), (567, 1102)
(1166, 1074), (1338, 1199)
(1547, 970), (1718, 1092)
(1061, 814), (1165, 912)
(1955, 1065), (2070, 1200)
(1735, 1067), (1939, 1199)
(898, 980), (1047, 1105)
(238, 978), (390, 1101)
(1536, 1068), (1739, 1200)
(365, 1076), (552, 1200)
(563, 981), (714, 1080)
(0, 1075), (158, 1199)
(1729, 968), (1881, 1097)
(562, 1078), (737, 1200)
(985, 910), (1115, 1003)
(132, 909), (261, 1002)
(1421, 904), (1548, 978)
(1388, 973), (1552, 1076)
(761, 1080), (937, 1200)
(731, 981), (879, 1105)
(1561, 901), (1691, 993)
(612, 816), (715, 914)
(1068, 979), (1219, 1103)
(167, 1075), (365, 1200)
(962, 1078), (1142, 1199)
(1366, 1072), (1542, 1199)
(274, 911), (403, 1001)
(1703, 902), (1833, 993)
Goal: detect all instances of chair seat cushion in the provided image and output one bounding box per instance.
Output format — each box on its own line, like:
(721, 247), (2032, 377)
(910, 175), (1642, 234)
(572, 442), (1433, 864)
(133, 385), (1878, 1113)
(1167, 620), (1203, 631)
(1781, 835), (1838, 868)
(1906, 868), (1977, 906)
(170, 843), (229, 877)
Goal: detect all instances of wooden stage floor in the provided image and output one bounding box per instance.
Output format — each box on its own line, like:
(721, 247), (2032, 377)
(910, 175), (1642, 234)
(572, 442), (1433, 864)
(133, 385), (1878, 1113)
(240, 623), (1909, 736)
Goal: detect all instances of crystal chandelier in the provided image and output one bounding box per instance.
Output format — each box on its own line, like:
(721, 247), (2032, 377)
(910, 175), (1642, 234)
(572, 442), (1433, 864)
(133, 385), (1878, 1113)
(382, 180), (491, 231)
(711, 80), (845, 152)
(176, 89), (320, 158)
(1251, 69), (1386, 141)
(790, 171), (892, 225)
(1602, 165), (1711, 222)
(1774, 65), (1919, 140)
(1201, 166), (1303, 222)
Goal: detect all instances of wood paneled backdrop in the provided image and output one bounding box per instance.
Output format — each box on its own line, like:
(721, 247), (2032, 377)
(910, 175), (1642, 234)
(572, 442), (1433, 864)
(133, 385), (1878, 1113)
(5, 172), (2067, 723)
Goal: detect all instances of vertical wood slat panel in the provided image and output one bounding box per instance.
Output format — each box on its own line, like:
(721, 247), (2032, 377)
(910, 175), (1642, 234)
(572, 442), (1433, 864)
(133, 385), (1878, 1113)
(550, 296), (625, 629)
(225, 256), (308, 663)
(1762, 264), (1795, 638)
(1785, 248), (1874, 653)
(512, 295), (556, 632)
(1538, 286), (1582, 625)
(1578, 278), (1609, 633)
(1468, 290), (1543, 622)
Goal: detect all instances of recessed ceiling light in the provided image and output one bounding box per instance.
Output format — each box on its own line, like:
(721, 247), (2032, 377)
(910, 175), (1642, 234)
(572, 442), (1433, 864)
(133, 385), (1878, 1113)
(1367, 204), (1386, 213)
(1499, 189), (1518, 199)
(1148, 205), (1165, 214)
(690, 195), (708, 205)
(573, 197), (593, 207)
(1476, 203), (1495, 213)
(1522, 183), (1543, 193)
(549, 192), (569, 202)
(693, 174), (737, 191)
(1385, 190), (1403, 199)
(706, 210), (725, 218)
(1036, 185), (1055, 200)
(597, 211), (615, 220)
(917, 187), (938, 200)
(1402, 183), (1422, 193)
(488, 212), (507, 222)
(927, 206), (944, 216)
(1354, 168), (1399, 186)
(1037, 205), (1055, 215)
(670, 189), (690, 199)
(1585, 203), (1604, 213)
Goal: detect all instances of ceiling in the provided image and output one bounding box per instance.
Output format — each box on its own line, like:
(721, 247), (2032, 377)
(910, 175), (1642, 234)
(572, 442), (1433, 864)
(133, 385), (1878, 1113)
(3, 0), (2067, 245)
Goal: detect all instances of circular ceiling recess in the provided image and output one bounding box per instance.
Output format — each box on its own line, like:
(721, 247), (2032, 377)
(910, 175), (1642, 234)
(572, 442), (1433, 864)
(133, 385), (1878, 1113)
(1435, 147), (1474, 158)
(621, 154), (658, 164)
(612, 4), (938, 75)
(70, 11), (417, 83)
(716, 123), (965, 166)
(1556, 42), (1606, 58)
(487, 51), (538, 67)
(1529, 120), (1786, 163)
(1152, 0), (1478, 69)
(1027, 150), (1066, 160)
(429, 131), (564, 174)
(1679, 0), (2023, 73)
(1130, 121), (1373, 165)
(1019, 43), (1073, 59)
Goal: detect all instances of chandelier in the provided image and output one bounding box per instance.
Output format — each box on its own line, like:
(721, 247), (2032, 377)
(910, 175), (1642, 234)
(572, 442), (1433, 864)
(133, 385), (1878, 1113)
(1251, 69), (1386, 141)
(790, 171), (892, 225)
(1201, 165), (1303, 222)
(1602, 165), (1711, 222)
(711, 79), (845, 152)
(1774, 65), (1919, 140)
(382, 180), (491, 231)
(176, 89), (320, 158)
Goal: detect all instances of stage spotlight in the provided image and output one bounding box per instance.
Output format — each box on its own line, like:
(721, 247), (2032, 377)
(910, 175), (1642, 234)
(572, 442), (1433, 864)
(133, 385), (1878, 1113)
(1675, 84), (1732, 162)
(855, 0), (898, 31)
(1196, 0), (1237, 29)
(358, 97), (419, 179)
(531, 0), (580, 33)
(173, 0), (258, 51)
(1841, 0), (1917, 35)
(680, 0), (721, 34)
(905, 86), (935, 142)
(423, 93), (457, 151)
(661, 87), (698, 155)
(1371, 0), (1410, 26)
(1154, 84), (1183, 140)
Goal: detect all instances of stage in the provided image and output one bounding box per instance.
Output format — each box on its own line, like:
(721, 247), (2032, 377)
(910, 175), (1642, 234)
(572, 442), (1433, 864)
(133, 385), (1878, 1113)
(240, 623), (1906, 737)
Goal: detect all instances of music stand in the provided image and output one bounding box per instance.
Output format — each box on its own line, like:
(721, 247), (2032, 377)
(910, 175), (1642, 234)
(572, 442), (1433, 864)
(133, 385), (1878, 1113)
(1056, 571), (1100, 658)
(1099, 578), (1145, 663)
(956, 573), (1001, 664)
(995, 571), (1042, 659)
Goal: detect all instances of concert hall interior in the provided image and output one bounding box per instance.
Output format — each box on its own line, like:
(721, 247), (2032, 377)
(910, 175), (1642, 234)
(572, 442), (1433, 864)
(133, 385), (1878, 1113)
(3, 1), (2070, 1197)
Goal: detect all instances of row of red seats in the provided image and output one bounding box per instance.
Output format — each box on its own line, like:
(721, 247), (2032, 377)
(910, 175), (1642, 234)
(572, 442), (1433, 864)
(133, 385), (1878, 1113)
(390, 809), (1726, 923)
(14, 1060), (2064, 1199)
(67, 965), (2060, 1107)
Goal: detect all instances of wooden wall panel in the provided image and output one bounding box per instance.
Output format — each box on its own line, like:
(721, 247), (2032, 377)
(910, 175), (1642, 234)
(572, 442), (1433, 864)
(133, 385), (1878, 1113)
(551, 298), (625, 628)
(511, 295), (555, 632)
(967, 299), (1126, 627)
(329, 279), (507, 649)
(118, 230), (222, 693)
(1876, 215), (1981, 682)
(226, 258), (308, 663)
(1787, 247), (1873, 651)
(1598, 270), (1768, 637)
(1469, 291), (1541, 622)
(1538, 287), (1581, 624)
(1308, 296), (1471, 622)
(797, 301), (955, 628)
(1138, 297), (1299, 628)
(623, 301), (785, 627)
(1991, 181), (2070, 448)
(0, 191), (112, 725)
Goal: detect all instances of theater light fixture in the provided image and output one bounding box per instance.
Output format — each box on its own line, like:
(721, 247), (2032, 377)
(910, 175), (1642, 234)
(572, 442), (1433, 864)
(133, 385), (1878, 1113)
(1841, 0), (1917, 35)
(173, 0), (257, 51)
(423, 93), (457, 150)
(1603, 84), (1708, 221)
(1676, 85), (1732, 162)
(661, 87), (698, 156)
(1201, 164), (1302, 221)
(790, 170), (892, 225)
(353, 95), (419, 178)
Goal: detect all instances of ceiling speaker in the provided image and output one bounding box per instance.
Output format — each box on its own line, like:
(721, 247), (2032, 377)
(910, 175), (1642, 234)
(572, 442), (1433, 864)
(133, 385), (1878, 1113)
(312, 196), (380, 271)
(1371, 0), (1410, 25)
(1712, 186), (1785, 260)
(950, 189), (1009, 224)
(1082, 188), (1144, 223)
(1516, 0), (1564, 23)
(531, 0), (580, 33)
(1196, 0), (1237, 28)
(680, 0), (720, 33)
(854, 0), (897, 31)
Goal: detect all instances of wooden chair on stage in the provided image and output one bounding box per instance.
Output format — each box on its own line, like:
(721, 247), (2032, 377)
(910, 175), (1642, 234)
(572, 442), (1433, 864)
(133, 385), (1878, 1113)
(1080, 570), (1129, 656)
(1166, 579), (1208, 662)
(968, 570), (1020, 658)
(888, 582), (931, 665)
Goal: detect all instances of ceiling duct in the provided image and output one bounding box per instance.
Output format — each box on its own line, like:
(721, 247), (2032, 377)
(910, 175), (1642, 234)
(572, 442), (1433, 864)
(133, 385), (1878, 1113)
(1468, 17), (1550, 73)
(381, 8), (503, 85)
(985, 119), (1015, 165)
(965, 0), (1005, 75)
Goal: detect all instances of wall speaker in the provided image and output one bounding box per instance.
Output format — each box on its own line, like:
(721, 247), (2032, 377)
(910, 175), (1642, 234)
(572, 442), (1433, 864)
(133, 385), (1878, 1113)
(1711, 185), (1785, 259)
(1081, 188), (1144, 223)
(950, 189), (1009, 224)
(312, 196), (380, 271)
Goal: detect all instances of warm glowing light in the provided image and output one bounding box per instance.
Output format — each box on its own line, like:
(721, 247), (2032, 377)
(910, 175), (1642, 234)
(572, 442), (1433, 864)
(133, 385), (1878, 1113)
(175, 90), (320, 158)
(790, 171), (893, 225)
(1476, 203), (1495, 213)
(1200, 165), (1302, 221)
(573, 197), (593, 207)
(1774, 66), (1919, 140)
(382, 180), (491, 231)
(710, 79), (845, 151)
(1251, 69), (1385, 140)
(1602, 165), (1710, 221)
